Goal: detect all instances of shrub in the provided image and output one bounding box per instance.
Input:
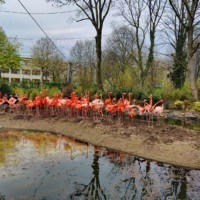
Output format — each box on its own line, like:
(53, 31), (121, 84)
(174, 100), (184, 110)
(183, 100), (191, 110)
(14, 87), (25, 97)
(29, 88), (40, 99)
(62, 85), (74, 98)
(170, 82), (193, 101)
(0, 80), (12, 96)
(193, 101), (200, 112)
(46, 87), (61, 98)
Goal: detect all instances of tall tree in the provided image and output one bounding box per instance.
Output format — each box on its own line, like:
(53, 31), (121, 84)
(48, 54), (67, 82)
(169, 0), (200, 99)
(46, 0), (113, 91)
(0, 28), (21, 78)
(31, 37), (65, 84)
(162, 1), (187, 88)
(70, 39), (96, 87)
(102, 25), (136, 90)
(117, 0), (166, 91)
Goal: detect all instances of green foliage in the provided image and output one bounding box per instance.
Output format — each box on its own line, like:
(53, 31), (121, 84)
(46, 87), (61, 98)
(153, 89), (163, 100)
(11, 86), (61, 99)
(193, 101), (200, 112)
(75, 85), (83, 96)
(45, 82), (62, 90)
(87, 84), (103, 97)
(13, 87), (25, 96)
(170, 82), (193, 100)
(174, 100), (184, 110)
(170, 38), (187, 88)
(0, 79), (12, 96)
(183, 100), (191, 110)
(152, 80), (193, 101)
(28, 88), (40, 99)
(0, 28), (21, 73)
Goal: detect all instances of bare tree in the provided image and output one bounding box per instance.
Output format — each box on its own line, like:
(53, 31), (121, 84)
(169, 0), (200, 99)
(48, 54), (67, 82)
(70, 39), (96, 88)
(46, 0), (113, 91)
(102, 25), (137, 90)
(31, 37), (65, 84)
(145, 0), (167, 90)
(117, 0), (166, 91)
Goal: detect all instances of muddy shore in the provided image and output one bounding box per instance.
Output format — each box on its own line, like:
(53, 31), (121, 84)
(0, 113), (199, 170)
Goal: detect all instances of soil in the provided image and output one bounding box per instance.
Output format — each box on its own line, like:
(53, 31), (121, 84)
(0, 112), (199, 170)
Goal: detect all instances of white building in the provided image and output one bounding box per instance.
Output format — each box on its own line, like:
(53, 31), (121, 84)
(1, 57), (49, 84)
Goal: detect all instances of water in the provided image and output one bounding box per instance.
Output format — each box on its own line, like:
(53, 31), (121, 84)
(0, 130), (199, 200)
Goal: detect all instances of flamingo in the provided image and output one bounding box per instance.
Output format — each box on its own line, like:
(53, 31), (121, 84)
(153, 100), (165, 124)
(91, 98), (104, 119)
(144, 95), (164, 126)
(105, 92), (112, 105)
(117, 93), (126, 122)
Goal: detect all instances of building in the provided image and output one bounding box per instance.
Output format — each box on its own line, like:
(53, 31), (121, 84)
(1, 57), (50, 84)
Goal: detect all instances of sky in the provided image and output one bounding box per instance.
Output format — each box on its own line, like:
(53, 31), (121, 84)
(0, 0), (114, 60)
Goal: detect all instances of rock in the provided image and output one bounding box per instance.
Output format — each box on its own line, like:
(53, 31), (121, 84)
(184, 113), (198, 120)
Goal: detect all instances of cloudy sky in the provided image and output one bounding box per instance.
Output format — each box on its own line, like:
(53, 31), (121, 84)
(0, 0), (114, 59)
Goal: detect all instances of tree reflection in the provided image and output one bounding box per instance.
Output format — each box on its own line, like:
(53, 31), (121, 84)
(0, 192), (5, 200)
(0, 131), (18, 165)
(69, 147), (106, 200)
(112, 158), (190, 199)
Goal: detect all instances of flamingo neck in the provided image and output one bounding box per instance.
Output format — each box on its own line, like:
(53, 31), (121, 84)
(150, 96), (153, 108)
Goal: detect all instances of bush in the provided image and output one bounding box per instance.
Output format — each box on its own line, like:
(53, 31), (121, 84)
(46, 87), (61, 98)
(0, 79), (12, 96)
(62, 85), (74, 98)
(13, 87), (25, 97)
(45, 82), (62, 90)
(174, 100), (184, 110)
(171, 82), (193, 101)
(29, 88), (40, 99)
(193, 101), (200, 112)
(183, 100), (191, 110)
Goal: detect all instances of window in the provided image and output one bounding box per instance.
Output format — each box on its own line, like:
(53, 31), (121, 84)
(12, 78), (20, 83)
(11, 69), (20, 74)
(2, 78), (9, 82)
(22, 70), (30, 75)
(1, 69), (9, 73)
(32, 70), (41, 75)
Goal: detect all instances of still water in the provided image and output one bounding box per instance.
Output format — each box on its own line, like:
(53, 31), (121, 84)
(0, 130), (199, 200)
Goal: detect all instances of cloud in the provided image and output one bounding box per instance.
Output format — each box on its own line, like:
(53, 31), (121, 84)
(0, 0), (112, 58)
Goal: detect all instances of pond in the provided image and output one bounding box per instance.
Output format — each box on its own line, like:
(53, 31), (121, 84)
(0, 130), (199, 200)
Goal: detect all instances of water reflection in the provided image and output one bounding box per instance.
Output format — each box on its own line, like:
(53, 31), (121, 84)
(0, 130), (199, 200)
(70, 147), (106, 199)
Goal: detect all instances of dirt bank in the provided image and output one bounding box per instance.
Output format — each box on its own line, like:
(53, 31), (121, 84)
(0, 113), (199, 170)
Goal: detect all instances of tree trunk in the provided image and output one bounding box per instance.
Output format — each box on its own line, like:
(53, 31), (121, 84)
(188, 54), (198, 99)
(147, 29), (155, 92)
(67, 62), (72, 84)
(187, 29), (198, 100)
(95, 31), (103, 91)
(41, 68), (44, 87)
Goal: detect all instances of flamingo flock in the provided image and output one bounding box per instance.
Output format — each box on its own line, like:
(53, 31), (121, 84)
(0, 91), (165, 126)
